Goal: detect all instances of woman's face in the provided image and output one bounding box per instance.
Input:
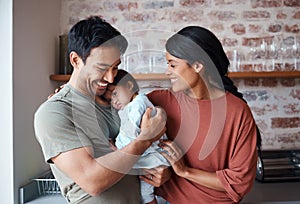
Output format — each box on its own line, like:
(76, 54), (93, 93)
(165, 52), (201, 93)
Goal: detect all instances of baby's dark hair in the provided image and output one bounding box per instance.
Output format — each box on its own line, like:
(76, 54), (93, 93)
(110, 69), (140, 94)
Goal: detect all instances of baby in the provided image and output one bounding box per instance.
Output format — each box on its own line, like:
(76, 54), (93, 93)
(108, 69), (169, 204)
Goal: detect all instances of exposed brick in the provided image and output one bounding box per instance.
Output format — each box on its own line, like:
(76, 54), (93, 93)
(283, 103), (300, 114)
(241, 64), (253, 72)
(257, 90), (270, 100)
(143, 1), (174, 9)
(243, 90), (270, 102)
(273, 62), (284, 71)
(69, 2), (103, 14)
(261, 132), (277, 147)
(284, 0), (300, 6)
(280, 79), (296, 86)
(242, 37), (263, 47)
(293, 11), (300, 19)
(256, 119), (269, 131)
(248, 24), (263, 33)
(170, 10), (204, 22)
(179, 0), (212, 7)
(123, 12), (156, 22)
(271, 117), (300, 128)
(277, 132), (300, 144)
(243, 11), (271, 20)
(231, 24), (246, 35)
(208, 11), (237, 21)
(103, 2), (138, 11)
(210, 23), (225, 33)
(284, 62), (297, 71)
(62, 0), (300, 150)
(251, 0), (282, 8)
(252, 104), (278, 116)
(276, 10), (288, 19)
(243, 91), (258, 102)
(217, 0), (250, 5)
(253, 63), (265, 71)
(289, 89), (300, 100)
(244, 79), (260, 86)
(268, 24), (282, 32)
(222, 38), (238, 46)
(261, 78), (278, 87)
(284, 24), (300, 33)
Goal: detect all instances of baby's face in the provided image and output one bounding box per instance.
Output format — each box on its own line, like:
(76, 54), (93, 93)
(103, 84), (115, 103)
(110, 84), (133, 110)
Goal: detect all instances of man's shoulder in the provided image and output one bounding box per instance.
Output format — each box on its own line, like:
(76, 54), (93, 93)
(35, 91), (72, 121)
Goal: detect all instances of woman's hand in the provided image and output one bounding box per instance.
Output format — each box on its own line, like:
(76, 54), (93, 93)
(158, 140), (188, 177)
(140, 166), (171, 187)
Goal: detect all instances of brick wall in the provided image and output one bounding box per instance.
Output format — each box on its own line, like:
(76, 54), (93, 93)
(60, 0), (300, 150)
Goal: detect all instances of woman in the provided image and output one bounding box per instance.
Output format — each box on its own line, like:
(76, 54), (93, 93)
(144, 26), (261, 203)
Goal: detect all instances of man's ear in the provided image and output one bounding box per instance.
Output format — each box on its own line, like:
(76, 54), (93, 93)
(69, 51), (82, 69)
(192, 62), (204, 73)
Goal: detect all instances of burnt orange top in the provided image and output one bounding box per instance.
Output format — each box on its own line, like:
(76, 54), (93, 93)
(148, 90), (258, 203)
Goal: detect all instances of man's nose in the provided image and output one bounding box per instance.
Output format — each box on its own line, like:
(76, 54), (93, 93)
(104, 70), (115, 83)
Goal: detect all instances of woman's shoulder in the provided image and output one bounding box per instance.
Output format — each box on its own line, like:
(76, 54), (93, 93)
(226, 92), (253, 115)
(147, 89), (171, 97)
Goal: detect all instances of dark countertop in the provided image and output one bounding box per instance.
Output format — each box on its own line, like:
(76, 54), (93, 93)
(242, 181), (300, 203)
(24, 181), (300, 203)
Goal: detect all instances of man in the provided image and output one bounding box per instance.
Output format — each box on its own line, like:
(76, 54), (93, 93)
(34, 16), (166, 203)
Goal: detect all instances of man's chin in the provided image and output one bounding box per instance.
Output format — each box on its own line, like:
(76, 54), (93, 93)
(95, 89), (105, 97)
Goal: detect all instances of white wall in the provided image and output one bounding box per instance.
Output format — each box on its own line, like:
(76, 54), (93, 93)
(13, 0), (61, 202)
(0, 0), (14, 203)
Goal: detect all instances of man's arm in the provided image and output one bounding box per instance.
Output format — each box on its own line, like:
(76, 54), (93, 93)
(52, 107), (166, 196)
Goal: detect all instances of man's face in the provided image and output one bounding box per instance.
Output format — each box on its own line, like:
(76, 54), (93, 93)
(76, 46), (121, 99)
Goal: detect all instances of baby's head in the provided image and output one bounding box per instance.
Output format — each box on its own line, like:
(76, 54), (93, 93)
(107, 69), (139, 110)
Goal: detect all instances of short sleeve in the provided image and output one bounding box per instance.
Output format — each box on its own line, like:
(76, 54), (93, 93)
(34, 102), (92, 163)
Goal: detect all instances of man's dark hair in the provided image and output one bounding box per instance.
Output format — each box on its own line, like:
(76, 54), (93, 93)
(68, 16), (128, 64)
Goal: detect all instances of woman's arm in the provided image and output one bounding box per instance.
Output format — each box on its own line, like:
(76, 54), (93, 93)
(158, 140), (225, 191)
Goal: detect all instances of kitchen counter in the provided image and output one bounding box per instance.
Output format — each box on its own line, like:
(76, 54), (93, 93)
(25, 195), (167, 204)
(241, 181), (300, 203)
(23, 181), (300, 203)
(26, 195), (66, 204)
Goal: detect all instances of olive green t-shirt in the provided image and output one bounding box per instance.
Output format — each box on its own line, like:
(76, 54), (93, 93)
(34, 84), (140, 204)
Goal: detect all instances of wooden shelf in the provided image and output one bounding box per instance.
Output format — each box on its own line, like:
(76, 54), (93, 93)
(228, 71), (300, 78)
(50, 71), (300, 82)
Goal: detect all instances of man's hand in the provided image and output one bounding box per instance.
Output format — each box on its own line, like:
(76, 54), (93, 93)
(139, 107), (167, 143)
